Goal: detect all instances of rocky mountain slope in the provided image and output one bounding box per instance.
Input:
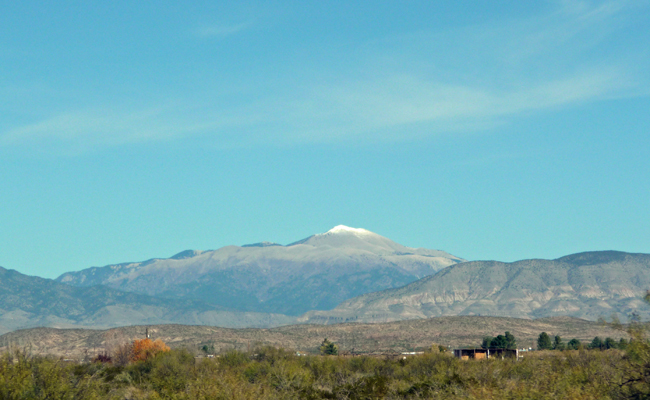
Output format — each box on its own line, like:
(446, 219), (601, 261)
(0, 316), (627, 358)
(0, 266), (294, 335)
(57, 226), (463, 315)
(300, 251), (650, 323)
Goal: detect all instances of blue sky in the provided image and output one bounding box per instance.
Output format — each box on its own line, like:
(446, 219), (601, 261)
(1, 1), (649, 278)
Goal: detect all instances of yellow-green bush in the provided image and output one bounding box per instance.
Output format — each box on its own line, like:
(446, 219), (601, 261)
(1, 343), (649, 399)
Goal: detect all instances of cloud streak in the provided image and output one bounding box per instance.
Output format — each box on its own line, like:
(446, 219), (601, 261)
(193, 21), (253, 38)
(1, 0), (647, 153)
(259, 66), (633, 144)
(0, 105), (233, 155)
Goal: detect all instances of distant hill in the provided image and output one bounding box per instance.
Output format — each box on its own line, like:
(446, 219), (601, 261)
(56, 226), (463, 315)
(3, 249), (648, 337)
(0, 266), (294, 335)
(299, 251), (650, 323)
(0, 316), (628, 359)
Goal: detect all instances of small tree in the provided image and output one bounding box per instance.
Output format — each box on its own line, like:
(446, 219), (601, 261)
(604, 337), (617, 349)
(319, 338), (338, 355)
(567, 338), (582, 350)
(590, 337), (604, 350)
(201, 343), (216, 355)
(482, 332), (516, 349)
(428, 343), (446, 353)
(505, 331), (517, 350)
(537, 332), (553, 350)
(553, 335), (565, 351)
(491, 335), (508, 349)
(131, 338), (170, 362)
(113, 342), (133, 367)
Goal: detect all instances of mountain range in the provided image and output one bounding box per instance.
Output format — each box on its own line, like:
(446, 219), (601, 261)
(2, 226), (650, 336)
(0, 266), (293, 335)
(56, 225), (463, 315)
(300, 251), (650, 323)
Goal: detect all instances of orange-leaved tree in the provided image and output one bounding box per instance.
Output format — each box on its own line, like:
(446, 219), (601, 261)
(130, 338), (170, 362)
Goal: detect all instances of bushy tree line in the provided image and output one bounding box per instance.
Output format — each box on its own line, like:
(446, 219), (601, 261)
(1, 291), (649, 399)
(481, 331), (516, 349)
(1, 340), (649, 399)
(537, 332), (629, 351)
(588, 336), (629, 350)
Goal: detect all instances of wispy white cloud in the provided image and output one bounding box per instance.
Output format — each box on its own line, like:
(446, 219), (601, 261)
(193, 21), (253, 38)
(272, 0), (646, 142)
(251, 66), (632, 145)
(1, 0), (647, 153)
(0, 106), (231, 154)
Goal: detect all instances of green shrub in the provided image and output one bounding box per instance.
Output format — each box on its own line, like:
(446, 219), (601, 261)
(333, 374), (389, 400)
(1, 344), (648, 399)
(148, 349), (195, 396)
(219, 350), (251, 368)
(319, 338), (338, 356)
(243, 361), (270, 383)
(268, 359), (313, 392)
(252, 345), (294, 364)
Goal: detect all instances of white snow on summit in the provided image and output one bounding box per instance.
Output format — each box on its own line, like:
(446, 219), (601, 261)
(325, 225), (372, 236)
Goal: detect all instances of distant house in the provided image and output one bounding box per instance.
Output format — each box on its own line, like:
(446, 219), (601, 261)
(453, 348), (519, 360)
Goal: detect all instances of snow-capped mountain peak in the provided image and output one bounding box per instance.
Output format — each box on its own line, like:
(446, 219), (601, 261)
(325, 225), (372, 236)
(56, 226), (465, 316)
